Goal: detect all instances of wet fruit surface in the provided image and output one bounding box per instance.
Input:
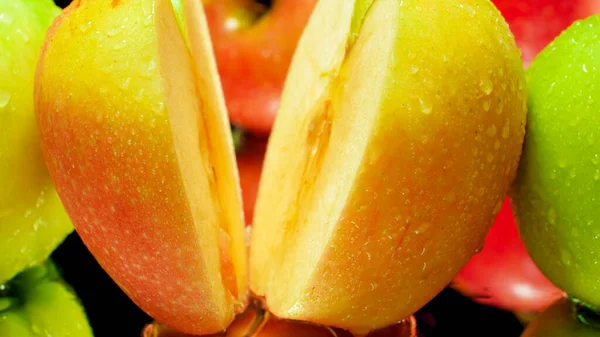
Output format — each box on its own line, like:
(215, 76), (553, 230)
(512, 15), (600, 309)
(0, 0), (73, 284)
(0, 260), (93, 336)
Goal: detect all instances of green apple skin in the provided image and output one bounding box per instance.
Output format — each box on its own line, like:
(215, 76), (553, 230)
(521, 299), (600, 337)
(511, 15), (600, 309)
(0, 0), (74, 283)
(0, 261), (94, 336)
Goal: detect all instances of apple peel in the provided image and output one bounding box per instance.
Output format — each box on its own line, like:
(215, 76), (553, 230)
(35, 0), (247, 334)
(251, 0), (527, 334)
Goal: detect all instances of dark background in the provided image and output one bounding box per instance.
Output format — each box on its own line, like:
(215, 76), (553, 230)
(49, 0), (525, 336)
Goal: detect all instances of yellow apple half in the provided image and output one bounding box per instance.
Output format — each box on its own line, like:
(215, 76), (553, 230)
(250, 0), (527, 334)
(35, 0), (246, 334)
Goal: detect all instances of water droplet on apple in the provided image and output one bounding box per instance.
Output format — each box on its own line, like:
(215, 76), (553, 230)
(560, 248), (573, 266)
(480, 78), (493, 95)
(119, 77), (132, 89)
(0, 90), (11, 108)
(594, 169), (600, 181)
(486, 125), (496, 137)
(79, 21), (92, 32)
(410, 65), (419, 74)
(547, 208), (557, 225)
(113, 39), (127, 50)
(592, 154), (599, 165)
(0, 12), (13, 25)
(501, 119), (510, 139)
(486, 153), (494, 163)
(483, 99), (491, 111)
(494, 140), (500, 150)
(419, 97), (432, 114)
(107, 26), (121, 37)
(143, 15), (153, 27)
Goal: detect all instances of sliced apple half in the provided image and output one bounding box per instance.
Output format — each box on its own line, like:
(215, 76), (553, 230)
(250, 0), (527, 334)
(35, 0), (246, 334)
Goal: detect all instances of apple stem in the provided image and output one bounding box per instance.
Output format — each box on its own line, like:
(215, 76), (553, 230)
(571, 296), (600, 328)
(243, 298), (271, 337)
(232, 126), (245, 152)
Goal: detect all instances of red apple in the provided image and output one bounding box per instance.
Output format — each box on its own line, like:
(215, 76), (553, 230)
(452, 198), (564, 314)
(203, 0), (317, 134)
(492, 0), (600, 66)
(236, 134), (266, 225)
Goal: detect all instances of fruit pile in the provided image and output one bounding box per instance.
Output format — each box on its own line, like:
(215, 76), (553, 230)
(2, 0), (600, 336)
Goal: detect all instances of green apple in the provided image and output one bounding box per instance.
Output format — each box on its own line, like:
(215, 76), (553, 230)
(521, 299), (600, 337)
(0, 0), (73, 283)
(512, 15), (600, 309)
(0, 260), (93, 336)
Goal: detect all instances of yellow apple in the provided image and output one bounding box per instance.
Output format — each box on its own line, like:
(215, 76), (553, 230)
(250, 0), (527, 334)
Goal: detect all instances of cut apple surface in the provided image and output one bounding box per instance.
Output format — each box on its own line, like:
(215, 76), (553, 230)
(250, 0), (527, 334)
(35, 0), (246, 334)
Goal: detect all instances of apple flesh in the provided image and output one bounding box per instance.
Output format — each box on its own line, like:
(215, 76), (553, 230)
(453, 197), (564, 313)
(35, 0), (247, 334)
(0, 0), (73, 284)
(250, 0), (527, 334)
(203, 0), (317, 134)
(0, 260), (93, 337)
(512, 15), (600, 311)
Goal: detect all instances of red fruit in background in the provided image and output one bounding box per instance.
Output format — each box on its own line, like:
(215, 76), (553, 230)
(236, 134), (266, 225)
(453, 198), (564, 314)
(492, 0), (600, 65)
(203, 0), (317, 134)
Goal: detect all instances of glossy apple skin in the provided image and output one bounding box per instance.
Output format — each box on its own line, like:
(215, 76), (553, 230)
(453, 198), (564, 313)
(236, 135), (266, 225)
(0, 261), (93, 337)
(492, 0), (600, 65)
(512, 15), (600, 310)
(250, 0), (527, 333)
(34, 0), (246, 334)
(0, 0), (73, 284)
(521, 299), (600, 337)
(203, 0), (317, 134)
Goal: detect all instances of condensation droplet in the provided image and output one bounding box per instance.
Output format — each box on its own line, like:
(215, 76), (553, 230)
(419, 97), (432, 115)
(502, 119), (510, 139)
(0, 90), (10, 108)
(480, 78), (493, 95)
(486, 125), (497, 137)
(547, 208), (557, 225)
(79, 21), (92, 32)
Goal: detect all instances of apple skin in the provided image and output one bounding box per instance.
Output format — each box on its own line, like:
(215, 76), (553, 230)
(236, 134), (266, 225)
(491, 0), (600, 66)
(0, 260), (93, 337)
(250, 0), (527, 333)
(511, 15), (600, 310)
(203, 0), (317, 134)
(521, 299), (600, 337)
(0, 0), (74, 284)
(453, 198), (564, 313)
(34, 0), (247, 334)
